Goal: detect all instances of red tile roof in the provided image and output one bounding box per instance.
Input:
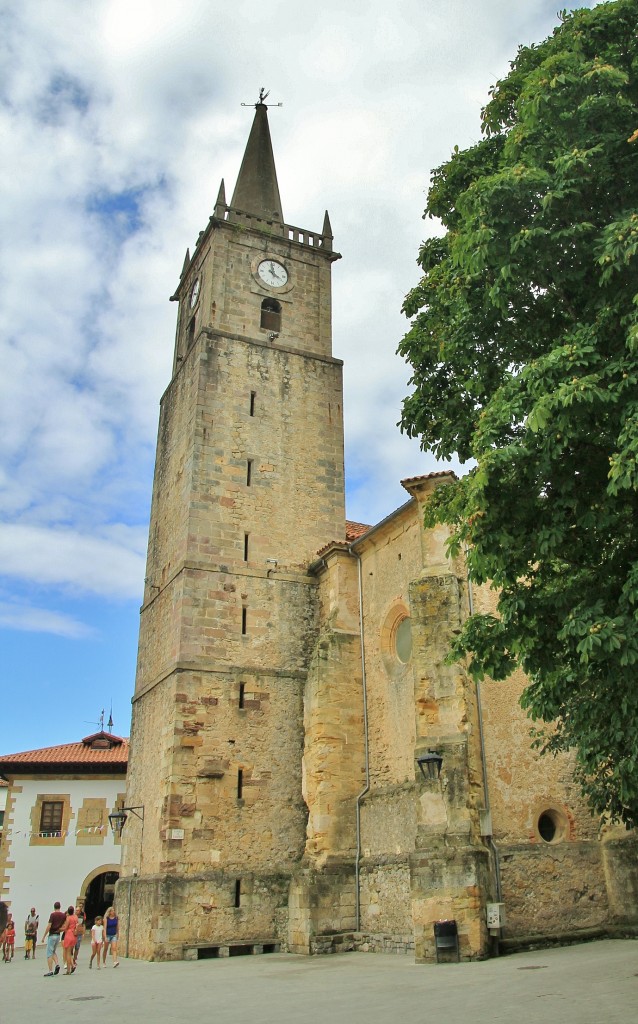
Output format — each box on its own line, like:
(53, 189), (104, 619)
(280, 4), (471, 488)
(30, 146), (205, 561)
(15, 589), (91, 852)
(345, 520), (371, 541)
(401, 470), (457, 487)
(316, 479), (454, 559)
(0, 732), (128, 776)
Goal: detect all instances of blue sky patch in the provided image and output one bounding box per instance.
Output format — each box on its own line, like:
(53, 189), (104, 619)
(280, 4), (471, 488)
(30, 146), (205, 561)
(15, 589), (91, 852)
(87, 187), (147, 238)
(37, 71), (91, 123)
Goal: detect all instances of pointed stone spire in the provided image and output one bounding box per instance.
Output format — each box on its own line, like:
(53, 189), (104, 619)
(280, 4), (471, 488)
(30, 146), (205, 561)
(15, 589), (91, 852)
(321, 211), (333, 252)
(230, 102), (284, 222)
(214, 179), (227, 218)
(181, 248), (190, 278)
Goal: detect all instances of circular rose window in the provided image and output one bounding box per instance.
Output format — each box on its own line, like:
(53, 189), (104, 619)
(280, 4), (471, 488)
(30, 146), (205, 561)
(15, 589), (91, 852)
(381, 603), (412, 677)
(394, 616), (412, 664)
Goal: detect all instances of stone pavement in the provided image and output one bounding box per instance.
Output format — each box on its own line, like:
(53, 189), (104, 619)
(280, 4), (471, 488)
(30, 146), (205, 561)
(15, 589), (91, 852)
(0, 939), (636, 1024)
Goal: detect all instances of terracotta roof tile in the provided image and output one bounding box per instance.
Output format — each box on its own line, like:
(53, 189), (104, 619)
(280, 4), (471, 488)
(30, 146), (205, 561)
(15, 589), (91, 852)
(345, 520), (371, 541)
(0, 732), (128, 776)
(401, 470), (457, 487)
(314, 539), (348, 559)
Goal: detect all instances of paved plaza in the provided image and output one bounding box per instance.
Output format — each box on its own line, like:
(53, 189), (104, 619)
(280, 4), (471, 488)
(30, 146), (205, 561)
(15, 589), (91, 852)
(0, 939), (636, 1024)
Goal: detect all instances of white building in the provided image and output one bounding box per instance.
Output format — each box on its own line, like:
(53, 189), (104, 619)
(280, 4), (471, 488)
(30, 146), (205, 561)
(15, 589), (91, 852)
(0, 781), (7, 838)
(0, 731), (128, 935)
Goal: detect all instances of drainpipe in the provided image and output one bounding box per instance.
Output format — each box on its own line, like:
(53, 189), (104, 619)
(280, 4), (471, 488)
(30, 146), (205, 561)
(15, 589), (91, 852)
(466, 562), (502, 902)
(126, 877), (133, 957)
(351, 546), (370, 932)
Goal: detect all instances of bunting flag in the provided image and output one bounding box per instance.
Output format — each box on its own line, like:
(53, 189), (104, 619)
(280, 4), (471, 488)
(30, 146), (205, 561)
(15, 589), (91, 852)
(2, 825), (109, 838)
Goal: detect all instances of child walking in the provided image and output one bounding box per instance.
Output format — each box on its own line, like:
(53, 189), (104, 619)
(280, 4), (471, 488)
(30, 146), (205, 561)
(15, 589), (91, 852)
(3, 916), (15, 962)
(89, 916), (103, 970)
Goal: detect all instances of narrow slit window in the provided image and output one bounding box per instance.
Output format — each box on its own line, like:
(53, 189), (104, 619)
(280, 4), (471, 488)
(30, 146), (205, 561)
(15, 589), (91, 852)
(237, 768), (243, 799)
(246, 460), (252, 486)
(260, 298), (281, 333)
(234, 879), (241, 908)
(241, 607), (247, 635)
(243, 533), (249, 561)
(187, 317), (196, 347)
(249, 391), (256, 416)
(239, 683), (245, 709)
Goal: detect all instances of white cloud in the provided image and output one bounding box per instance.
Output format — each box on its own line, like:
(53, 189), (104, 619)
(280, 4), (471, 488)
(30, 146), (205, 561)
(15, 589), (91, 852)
(0, 524), (145, 599)
(0, 601), (95, 639)
(0, 0), (597, 626)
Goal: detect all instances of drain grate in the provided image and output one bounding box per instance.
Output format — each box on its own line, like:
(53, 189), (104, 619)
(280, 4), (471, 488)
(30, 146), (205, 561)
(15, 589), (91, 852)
(518, 965), (548, 970)
(70, 996), (105, 1001)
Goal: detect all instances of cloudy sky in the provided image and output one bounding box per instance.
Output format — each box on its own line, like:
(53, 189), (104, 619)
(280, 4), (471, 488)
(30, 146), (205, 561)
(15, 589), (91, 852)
(1, 0), (596, 751)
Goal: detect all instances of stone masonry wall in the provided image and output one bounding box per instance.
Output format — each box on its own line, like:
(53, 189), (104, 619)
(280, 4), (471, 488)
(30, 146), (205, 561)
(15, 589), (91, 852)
(356, 509), (422, 788)
(120, 870), (291, 961)
(191, 331), (345, 571)
(498, 842), (610, 936)
(469, 582), (638, 939)
(303, 626), (365, 864)
(123, 676), (177, 876)
(178, 223), (335, 362)
(124, 212), (345, 958)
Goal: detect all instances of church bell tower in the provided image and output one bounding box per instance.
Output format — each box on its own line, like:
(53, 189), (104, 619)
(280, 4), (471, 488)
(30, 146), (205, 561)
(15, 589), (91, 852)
(121, 96), (345, 959)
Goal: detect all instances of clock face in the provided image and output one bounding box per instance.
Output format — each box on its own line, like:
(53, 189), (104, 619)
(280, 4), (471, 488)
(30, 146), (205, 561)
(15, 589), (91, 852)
(257, 260), (288, 288)
(189, 277), (201, 308)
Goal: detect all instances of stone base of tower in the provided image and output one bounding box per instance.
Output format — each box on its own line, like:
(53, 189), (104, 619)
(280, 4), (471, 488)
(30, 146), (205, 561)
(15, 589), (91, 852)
(117, 869), (293, 961)
(288, 862), (358, 954)
(287, 846), (492, 961)
(410, 836), (491, 962)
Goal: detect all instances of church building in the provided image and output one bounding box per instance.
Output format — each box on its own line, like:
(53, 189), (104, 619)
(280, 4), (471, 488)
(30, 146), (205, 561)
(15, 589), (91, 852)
(120, 97), (638, 962)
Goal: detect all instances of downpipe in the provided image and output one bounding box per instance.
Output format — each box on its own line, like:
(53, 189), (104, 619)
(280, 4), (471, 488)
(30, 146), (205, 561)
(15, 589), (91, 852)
(352, 547), (370, 932)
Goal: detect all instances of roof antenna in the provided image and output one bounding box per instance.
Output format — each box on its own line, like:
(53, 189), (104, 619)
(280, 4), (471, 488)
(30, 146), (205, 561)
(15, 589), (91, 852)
(241, 87), (282, 110)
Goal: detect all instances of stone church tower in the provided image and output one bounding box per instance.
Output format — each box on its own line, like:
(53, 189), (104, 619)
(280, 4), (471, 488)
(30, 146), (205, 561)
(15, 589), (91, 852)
(121, 99), (638, 962)
(121, 97), (346, 957)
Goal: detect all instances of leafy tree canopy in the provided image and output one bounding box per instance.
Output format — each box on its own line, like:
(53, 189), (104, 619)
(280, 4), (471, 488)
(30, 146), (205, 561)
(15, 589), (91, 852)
(398, 0), (638, 826)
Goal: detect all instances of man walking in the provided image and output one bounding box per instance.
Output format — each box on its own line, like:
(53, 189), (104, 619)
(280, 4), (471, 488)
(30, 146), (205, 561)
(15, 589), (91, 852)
(24, 907), (39, 960)
(41, 902), (65, 976)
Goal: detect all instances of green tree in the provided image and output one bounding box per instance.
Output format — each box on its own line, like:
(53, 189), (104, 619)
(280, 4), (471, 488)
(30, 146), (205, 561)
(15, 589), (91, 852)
(398, 0), (638, 826)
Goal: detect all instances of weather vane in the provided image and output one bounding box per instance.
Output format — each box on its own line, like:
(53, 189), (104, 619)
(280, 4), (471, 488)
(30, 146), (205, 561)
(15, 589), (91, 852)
(241, 87), (282, 110)
(83, 705), (113, 733)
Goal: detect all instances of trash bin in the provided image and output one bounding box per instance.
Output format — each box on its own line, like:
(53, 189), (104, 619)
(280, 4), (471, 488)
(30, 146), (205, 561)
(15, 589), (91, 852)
(433, 919), (459, 962)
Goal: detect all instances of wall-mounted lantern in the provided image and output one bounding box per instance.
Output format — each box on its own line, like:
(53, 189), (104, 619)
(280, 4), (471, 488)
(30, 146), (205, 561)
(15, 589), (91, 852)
(416, 750), (443, 781)
(108, 805), (145, 834)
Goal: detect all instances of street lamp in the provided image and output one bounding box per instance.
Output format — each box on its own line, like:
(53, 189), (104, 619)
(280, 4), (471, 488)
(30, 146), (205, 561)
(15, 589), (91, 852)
(416, 750), (443, 781)
(108, 806), (144, 834)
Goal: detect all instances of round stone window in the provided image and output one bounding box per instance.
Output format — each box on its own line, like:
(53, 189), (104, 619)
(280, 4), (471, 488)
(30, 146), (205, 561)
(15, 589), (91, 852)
(381, 603), (412, 677)
(536, 807), (567, 844)
(394, 616), (412, 664)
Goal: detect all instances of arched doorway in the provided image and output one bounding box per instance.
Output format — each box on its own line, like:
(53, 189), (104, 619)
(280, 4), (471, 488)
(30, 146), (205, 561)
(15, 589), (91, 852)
(81, 865), (120, 925)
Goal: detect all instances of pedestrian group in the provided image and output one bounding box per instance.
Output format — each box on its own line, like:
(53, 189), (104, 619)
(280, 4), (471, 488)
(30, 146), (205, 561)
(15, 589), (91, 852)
(0, 902), (120, 974)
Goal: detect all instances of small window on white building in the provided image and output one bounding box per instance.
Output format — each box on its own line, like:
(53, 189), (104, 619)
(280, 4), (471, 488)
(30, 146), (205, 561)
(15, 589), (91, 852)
(40, 800), (63, 834)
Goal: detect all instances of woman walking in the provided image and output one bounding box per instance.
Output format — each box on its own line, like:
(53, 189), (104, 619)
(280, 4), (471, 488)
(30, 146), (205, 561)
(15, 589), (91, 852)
(61, 907), (78, 975)
(102, 907), (119, 968)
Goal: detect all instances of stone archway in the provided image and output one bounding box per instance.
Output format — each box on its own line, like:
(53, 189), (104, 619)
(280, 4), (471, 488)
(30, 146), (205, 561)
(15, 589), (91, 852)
(80, 864), (120, 925)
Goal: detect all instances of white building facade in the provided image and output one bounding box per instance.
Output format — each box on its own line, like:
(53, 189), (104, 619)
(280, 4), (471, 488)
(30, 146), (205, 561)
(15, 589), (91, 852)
(0, 732), (128, 939)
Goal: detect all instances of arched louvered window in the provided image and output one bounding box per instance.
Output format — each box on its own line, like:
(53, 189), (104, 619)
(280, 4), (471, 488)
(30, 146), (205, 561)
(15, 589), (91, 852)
(260, 298), (281, 333)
